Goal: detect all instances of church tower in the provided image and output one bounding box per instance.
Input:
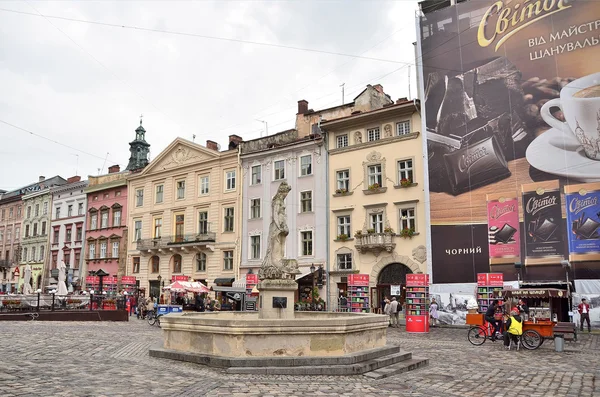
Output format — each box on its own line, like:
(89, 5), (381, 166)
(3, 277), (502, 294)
(126, 118), (151, 171)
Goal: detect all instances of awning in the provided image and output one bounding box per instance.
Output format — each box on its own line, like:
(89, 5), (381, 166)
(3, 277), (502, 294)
(211, 286), (247, 293)
(295, 267), (313, 281)
(232, 279), (246, 289)
(213, 277), (235, 285)
(501, 288), (570, 299)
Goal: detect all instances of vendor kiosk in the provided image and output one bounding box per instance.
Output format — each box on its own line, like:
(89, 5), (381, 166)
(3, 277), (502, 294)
(405, 274), (430, 333)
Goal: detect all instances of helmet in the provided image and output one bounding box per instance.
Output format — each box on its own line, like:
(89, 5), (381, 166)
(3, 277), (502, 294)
(511, 308), (519, 315)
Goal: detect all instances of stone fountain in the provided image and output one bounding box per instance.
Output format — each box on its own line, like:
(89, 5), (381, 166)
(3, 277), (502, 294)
(150, 182), (427, 377)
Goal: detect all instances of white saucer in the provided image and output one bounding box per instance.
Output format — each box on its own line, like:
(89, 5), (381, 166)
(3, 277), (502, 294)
(525, 127), (600, 182)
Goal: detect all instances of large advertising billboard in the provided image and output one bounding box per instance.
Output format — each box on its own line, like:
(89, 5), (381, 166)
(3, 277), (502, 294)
(419, 0), (600, 283)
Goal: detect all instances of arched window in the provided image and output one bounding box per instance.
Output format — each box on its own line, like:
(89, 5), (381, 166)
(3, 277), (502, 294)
(150, 256), (159, 273)
(172, 254), (182, 273)
(196, 253), (206, 272)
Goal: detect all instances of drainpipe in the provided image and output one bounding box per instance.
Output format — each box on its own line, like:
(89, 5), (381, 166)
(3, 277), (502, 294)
(235, 144), (243, 284)
(320, 117), (331, 312)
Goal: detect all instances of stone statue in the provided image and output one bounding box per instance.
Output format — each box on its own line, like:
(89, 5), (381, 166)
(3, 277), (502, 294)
(56, 261), (69, 296)
(23, 264), (33, 295)
(354, 131), (362, 144)
(259, 182), (299, 280)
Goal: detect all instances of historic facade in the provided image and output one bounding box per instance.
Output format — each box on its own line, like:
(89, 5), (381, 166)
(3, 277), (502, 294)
(321, 99), (426, 311)
(0, 190), (23, 293)
(126, 136), (243, 298)
(49, 176), (88, 292)
(239, 130), (327, 299)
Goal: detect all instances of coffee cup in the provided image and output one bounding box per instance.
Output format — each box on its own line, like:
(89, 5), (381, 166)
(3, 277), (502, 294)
(541, 72), (600, 161)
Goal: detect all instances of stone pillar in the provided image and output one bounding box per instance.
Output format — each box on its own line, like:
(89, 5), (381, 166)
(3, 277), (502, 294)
(258, 279), (297, 320)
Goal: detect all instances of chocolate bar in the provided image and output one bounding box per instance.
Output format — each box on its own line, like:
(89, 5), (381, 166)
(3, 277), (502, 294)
(496, 223), (517, 244)
(443, 136), (511, 196)
(532, 218), (559, 241)
(576, 218), (600, 239)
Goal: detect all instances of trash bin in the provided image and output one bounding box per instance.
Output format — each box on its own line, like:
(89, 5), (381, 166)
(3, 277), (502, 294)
(554, 334), (564, 352)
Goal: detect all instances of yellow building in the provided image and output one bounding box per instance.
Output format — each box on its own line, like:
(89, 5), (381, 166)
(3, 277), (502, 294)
(126, 136), (243, 297)
(321, 99), (427, 311)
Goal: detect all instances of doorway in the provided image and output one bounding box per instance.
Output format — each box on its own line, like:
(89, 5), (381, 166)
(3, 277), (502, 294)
(376, 263), (413, 310)
(149, 280), (160, 299)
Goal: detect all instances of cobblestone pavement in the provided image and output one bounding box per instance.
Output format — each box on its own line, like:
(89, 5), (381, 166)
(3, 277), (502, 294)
(0, 319), (598, 396)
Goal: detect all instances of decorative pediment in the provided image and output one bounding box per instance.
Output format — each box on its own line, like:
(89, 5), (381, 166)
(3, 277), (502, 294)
(139, 138), (219, 175)
(111, 203), (122, 209)
(99, 205), (110, 211)
(88, 207), (97, 213)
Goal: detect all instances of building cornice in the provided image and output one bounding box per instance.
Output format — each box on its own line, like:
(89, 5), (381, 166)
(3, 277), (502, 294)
(329, 132), (420, 155)
(321, 101), (419, 130)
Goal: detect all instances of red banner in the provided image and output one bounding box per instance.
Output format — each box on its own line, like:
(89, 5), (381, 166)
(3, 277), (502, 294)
(245, 274), (258, 285)
(348, 274), (369, 287)
(406, 274), (429, 287)
(104, 277), (117, 285)
(172, 275), (189, 282)
(86, 276), (99, 285)
(121, 276), (136, 284)
(477, 273), (504, 286)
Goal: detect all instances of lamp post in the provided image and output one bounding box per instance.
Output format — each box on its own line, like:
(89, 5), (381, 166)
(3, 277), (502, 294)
(89, 290), (94, 311)
(157, 275), (162, 299)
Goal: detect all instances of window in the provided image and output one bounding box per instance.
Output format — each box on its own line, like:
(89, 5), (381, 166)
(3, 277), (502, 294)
(274, 160), (285, 180)
(154, 218), (162, 239)
(172, 254), (182, 273)
(224, 208), (234, 232)
(223, 250), (233, 270)
(336, 170), (349, 192)
(64, 252), (70, 266)
(400, 207), (416, 231)
(53, 228), (59, 243)
(367, 127), (381, 141)
(39, 246), (45, 261)
(151, 256), (159, 273)
(90, 213), (98, 230)
(0, 209), (4, 221)
(226, 171), (236, 191)
(41, 221), (46, 236)
(300, 191), (312, 213)
(250, 235), (261, 260)
(100, 241), (107, 259)
(78, 203), (84, 215)
(155, 184), (164, 203)
(55, 207), (61, 219)
(113, 210), (121, 227)
(9, 207), (13, 218)
(301, 231), (313, 256)
(251, 165), (262, 185)
(74, 251), (80, 269)
(26, 206), (31, 219)
(15, 227), (19, 240)
(115, 190), (121, 197)
(196, 253), (206, 272)
(133, 257), (140, 273)
(104, 193), (109, 199)
(6, 229), (10, 242)
(17, 206), (21, 217)
(25, 225), (30, 238)
(0, 230), (3, 242)
(200, 176), (209, 195)
(336, 134), (348, 148)
(33, 223), (38, 236)
(198, 211), (209, 234)
(35, 204), (39, 217)
(337, 216), (351, 237)
(370, 213), (384, 233)
(398, 159), (414, 184)
(112, 242), (119, 258)
(250, 199), (261, 219)
(51, 253), (57, 269)
(176, 180), (185, 199)
(66, 228), (72, 242)
(22, 248), (28, 262)
(101, 211), (109, 228)
(67, 205), (73, 217)
(136, 189), (144, 207)
(134, 220), (142, 241)
(300, 155), (312, 176)
(89, 244), (95, 260)
(43, 202), (48, 215)
(368, 164), (382, 187)
(396, 120), (410, 135)
(337, 253), (352, 270)
(31, 247), (36, 261)
(76, 225), (82, 241)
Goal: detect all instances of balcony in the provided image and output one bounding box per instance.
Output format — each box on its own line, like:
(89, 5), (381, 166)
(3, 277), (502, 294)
(354, 232), (396, 255)
(136, 232), (216, 253)
(0, 259), (12, 268)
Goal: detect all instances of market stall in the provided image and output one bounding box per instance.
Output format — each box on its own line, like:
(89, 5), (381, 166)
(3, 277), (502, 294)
(500, 288), (570, 322)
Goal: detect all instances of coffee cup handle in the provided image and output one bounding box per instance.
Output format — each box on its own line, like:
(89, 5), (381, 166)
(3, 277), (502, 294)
(540, 98), (569, 134)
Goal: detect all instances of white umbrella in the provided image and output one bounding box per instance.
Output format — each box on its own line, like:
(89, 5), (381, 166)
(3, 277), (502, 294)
(22, 265), (33, 295)
(55, 261), (69, 296)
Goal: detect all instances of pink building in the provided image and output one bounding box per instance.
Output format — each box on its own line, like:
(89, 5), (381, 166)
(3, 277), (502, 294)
(83, 165), (130, 293)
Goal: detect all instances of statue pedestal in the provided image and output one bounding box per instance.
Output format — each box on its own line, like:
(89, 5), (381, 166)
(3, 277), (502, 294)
(258, 279), (297, 320)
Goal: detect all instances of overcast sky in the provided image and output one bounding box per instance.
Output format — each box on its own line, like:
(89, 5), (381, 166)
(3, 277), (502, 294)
(0, 0), (419, 191)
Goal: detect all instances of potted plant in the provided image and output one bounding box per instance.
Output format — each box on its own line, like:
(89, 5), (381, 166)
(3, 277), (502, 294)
(400, 178), (412, 187)
(335, 188), (348, 195)
(366, 228), (376, 234)
(354, 230), (363, 238)
(399, 227), (415, 239)
(337, 234), (349, 241)
(368, 183), (381, 191)
(384, 227), (394, 234)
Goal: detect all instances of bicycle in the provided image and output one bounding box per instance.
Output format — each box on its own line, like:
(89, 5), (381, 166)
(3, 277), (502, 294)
(467, 320), (502, 346)
(147, 311), (163, 327)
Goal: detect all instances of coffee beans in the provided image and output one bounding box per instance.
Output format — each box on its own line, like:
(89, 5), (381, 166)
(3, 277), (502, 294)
(521, 76), (575, 127)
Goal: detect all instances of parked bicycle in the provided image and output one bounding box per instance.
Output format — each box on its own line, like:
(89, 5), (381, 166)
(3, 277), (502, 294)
(147, 310), (163, 327)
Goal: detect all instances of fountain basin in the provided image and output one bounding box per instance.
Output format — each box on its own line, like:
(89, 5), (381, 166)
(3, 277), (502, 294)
(160, 311), (388, 357)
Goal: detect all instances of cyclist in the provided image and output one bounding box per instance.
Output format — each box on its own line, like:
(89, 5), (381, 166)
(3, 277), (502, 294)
(485, 300), (501, 341)
(503, 307), (523, 349)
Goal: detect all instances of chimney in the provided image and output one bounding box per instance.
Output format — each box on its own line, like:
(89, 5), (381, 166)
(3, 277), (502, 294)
(206, 140), (219, 151)
(228, 135), (243, 150)
(396, 97), (408, 104)
(373, 84), (384, 94)
(297, 100), (309, 115)
(67, 176), (81, 184)
(39, 176), (45, 182)
(108, 165), (120, 174)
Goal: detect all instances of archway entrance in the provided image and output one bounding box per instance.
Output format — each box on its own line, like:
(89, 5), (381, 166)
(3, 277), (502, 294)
(377, 263), (413, 312)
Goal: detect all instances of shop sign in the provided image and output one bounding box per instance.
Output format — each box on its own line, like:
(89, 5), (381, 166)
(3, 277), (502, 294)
(172, 275), (189, 282)
(86, 276), (99, 285)
(348, 274), (369, 287)
(390, 285), (401, 295)
(477, 273), (504, 286)
(104, 277), (117, 285)
(245, 273), (258, 285)
(121, 276), (137, 284)
(406, 274), (429, 287)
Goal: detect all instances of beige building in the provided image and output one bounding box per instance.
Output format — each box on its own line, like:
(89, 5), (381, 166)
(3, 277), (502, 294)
(126, 136), (243, 298)
(321, 99), (427, 311)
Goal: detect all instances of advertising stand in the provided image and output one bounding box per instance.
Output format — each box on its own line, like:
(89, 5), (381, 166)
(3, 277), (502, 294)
(347, 274), (370, 313)
(476, 273), (504, 314)
(406, 274), (430, 333)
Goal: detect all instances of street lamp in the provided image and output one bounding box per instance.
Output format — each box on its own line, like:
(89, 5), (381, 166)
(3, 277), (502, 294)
(157, 275), (162, 299)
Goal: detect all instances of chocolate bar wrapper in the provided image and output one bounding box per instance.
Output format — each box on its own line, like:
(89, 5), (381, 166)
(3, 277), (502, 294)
(565, 182), (600, 262)
(486, 192), (521, 265)
(444, 136), (511, 196)
(522, 180), (565, 265)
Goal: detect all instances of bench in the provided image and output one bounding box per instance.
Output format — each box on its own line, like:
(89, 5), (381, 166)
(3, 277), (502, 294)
(554, 322), (577, 342)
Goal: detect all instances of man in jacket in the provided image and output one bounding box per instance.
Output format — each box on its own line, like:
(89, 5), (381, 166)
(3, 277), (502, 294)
(485, 300), (501, 340)
(578, 298), (591, 332)
(389, 297), (399, 328)
(503, 308), (523, 350)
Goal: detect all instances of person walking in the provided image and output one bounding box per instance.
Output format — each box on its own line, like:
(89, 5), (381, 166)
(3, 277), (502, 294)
(389, 297), (400, 328)
(383, 297), (391, 327)
(578, 298), (591, 332)
(430, 298), (439, 327)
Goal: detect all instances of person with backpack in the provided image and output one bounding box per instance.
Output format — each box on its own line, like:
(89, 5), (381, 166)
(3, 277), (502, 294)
(389, 297), (400, 328)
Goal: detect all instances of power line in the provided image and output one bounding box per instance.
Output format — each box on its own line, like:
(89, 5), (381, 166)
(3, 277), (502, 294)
(0, 7), (407, 65)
